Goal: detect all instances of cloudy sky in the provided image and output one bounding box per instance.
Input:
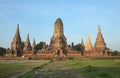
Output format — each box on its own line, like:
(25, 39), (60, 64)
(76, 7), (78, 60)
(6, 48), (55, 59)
(0, 0), (120, 51)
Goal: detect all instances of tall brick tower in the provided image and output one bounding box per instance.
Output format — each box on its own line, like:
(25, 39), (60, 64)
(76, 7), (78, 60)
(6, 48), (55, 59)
(11, 24), (22, 56)
(94, 25), (106, 52)
(47, 18), (69, 58)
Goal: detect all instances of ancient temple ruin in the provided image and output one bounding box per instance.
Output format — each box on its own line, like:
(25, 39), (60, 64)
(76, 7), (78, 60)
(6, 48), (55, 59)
(46, 18), (70, 58)
(11, 24), (22, 56)
(85, 34), (93, 52)
(7, 18), (110, 58)
(32, 38), (36, 52)
(94, 25), (106, 51)
(94, 25), (110, 55)
(23, 34), (32, 51)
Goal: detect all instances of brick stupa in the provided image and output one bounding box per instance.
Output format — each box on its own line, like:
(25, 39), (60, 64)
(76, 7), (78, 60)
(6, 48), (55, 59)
(11, 24), (22, 56)
(85, 34), (93, 52)
(47, 18), (70, 58)
(94, 25), (106, 52)
(23, 34), (32, 51)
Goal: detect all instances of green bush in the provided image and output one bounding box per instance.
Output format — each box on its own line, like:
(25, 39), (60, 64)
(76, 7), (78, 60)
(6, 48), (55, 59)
(0, 47), (6, 56)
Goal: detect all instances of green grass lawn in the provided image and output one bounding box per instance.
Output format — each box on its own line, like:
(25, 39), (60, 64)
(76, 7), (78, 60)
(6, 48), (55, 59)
(0, 60), (49, 78)
(65, 59), (120, 78)
(0, 59), (120, 78)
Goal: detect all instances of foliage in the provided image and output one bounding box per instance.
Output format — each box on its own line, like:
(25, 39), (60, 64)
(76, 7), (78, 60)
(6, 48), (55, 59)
(35, 41), (44, 51)
(111, 50), (120, 56)
(0, 47), (6, 56)
(73, 43), (82, 51)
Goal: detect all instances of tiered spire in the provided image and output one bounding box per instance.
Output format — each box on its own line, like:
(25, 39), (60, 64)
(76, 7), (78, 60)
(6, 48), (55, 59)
(85, 33), (93, 52)
(15, 24), (20, 38)
(81, 38), (85, 48)
(54, 18), (64, 38)
(81, 38), (85, 53)
(23, 34), (32, 51)
(32, 38), (36, 51)
(47, 18), (69, 58)
(94, 25), (106, 52)
(11, 24), (22, 51)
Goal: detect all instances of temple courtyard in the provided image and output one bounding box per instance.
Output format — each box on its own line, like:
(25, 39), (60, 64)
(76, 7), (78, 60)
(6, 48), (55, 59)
(0, 58), (120, 78)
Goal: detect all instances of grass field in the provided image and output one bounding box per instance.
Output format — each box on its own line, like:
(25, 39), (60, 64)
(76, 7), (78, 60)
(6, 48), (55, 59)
(0, 60), (49, 78)
(0, 59), (120, 78)
(65, 59), (120, 78)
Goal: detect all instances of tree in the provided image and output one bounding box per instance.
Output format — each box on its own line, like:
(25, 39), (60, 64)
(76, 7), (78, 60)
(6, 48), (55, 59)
(111, 50), (120, 56)
(0, 47), (6, 56)
(73, 43), (82, 51)
(35, 41), (44, 51)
